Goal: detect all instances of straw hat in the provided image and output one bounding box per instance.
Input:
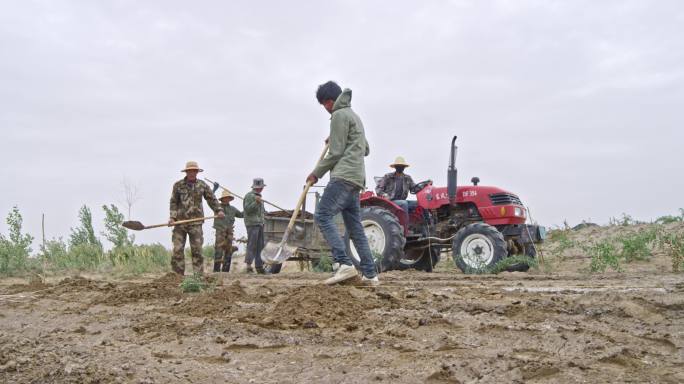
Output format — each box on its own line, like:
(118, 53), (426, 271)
(181, 161), (203, 172)
(251, 178), (266, 189)
(219, 190), (235, 201)
(390, 156), (410, 168)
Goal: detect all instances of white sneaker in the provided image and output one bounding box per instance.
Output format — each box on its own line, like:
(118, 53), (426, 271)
(324, 264), (358, 285)
(361, 275), (380, 287)
(331, 262), (340, 272)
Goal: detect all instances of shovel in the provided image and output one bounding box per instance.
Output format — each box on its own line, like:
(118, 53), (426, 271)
(123, 216), (218, 231)
(261, 143), (329, 265)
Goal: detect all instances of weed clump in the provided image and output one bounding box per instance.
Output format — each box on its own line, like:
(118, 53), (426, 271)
(179, 273), (208, 293)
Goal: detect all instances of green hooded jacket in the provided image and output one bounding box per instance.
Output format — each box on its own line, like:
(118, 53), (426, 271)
(312, 89), (370, 189)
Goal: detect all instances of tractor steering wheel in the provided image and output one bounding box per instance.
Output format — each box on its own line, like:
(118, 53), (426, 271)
(411, 179), (432, 194)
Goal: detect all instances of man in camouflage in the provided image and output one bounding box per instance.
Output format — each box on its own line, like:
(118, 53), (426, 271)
(169, 161), (224, 275)
(213, 190), (243, 272)
(376, 156), (418, 219)
(243, 178), (266, 274)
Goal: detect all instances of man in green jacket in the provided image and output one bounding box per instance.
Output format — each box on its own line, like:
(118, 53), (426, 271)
(213, 190), (243, 272)
(307, 81), (379, 286)
(169, 161), (224, 275)
(243, 178), (266, 274)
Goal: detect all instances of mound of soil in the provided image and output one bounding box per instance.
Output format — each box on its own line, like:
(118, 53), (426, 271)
(173, 280), (249, 317)
(93, 273), (183, 306)
(263, 285), (381, 329)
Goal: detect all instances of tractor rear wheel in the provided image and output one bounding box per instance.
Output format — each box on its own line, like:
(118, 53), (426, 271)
(346, 206), (405, 272)
(452, 223), (507, 273)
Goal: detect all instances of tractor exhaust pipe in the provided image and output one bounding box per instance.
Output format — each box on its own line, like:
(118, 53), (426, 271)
(447, 136), (458, 206)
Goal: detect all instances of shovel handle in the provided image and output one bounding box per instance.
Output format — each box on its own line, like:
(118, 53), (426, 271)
(284, 143), (330, 234)
(203, 177), (289, 212)
(146, 216), (218, 229)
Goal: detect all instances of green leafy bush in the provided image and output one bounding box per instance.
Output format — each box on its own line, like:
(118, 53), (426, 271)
(617, 228), (660, 262)
(659, 233), (684, 272)
(179, 273), (207, 293)
(313, 252), (333, 272)
(586, 241), (621, 272)
(0, 206), (34, 276)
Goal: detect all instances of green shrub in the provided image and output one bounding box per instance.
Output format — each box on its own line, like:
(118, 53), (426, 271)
(179, 273), (207, 293)
(101, 204), (132, 248)
(490, 255), (538, 274)
(617, 228), (660, 262)
(659, 233), (684, 272)
(69, 205), (102, 249)
(608, 213), (647, 227)
(548, 229), (576, 254)
(50, 243), (104, 271)
(108, 243), (170, 275)
(586, 241), (621, 272)
(313, 252), (333, 272)
(0, 206), (34, 276)
(655, 208), (684, 224)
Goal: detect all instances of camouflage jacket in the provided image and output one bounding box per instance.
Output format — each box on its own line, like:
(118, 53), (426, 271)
(375, 172), (416, 200)
(213, 204), (243, 231)
(169, 178), (223, 222)
(243, 190), (265, 226)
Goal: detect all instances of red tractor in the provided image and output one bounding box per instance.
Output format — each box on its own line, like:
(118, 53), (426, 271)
(346, 136), (545, 273)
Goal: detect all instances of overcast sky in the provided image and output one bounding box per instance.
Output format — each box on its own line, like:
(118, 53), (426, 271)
(1, 0), (682, 250)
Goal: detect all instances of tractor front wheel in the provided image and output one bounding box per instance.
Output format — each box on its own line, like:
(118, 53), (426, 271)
(452, 223), (507, 273)
(346, 206), (405, 272)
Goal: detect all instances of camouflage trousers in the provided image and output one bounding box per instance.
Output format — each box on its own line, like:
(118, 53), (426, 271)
(171, 224), (204, 275)
(213, 227), (236, 272)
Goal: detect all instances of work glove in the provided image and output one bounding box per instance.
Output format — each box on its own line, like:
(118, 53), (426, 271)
(212, 182), (220, 193)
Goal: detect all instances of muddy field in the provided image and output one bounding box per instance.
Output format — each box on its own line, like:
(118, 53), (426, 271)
(1, 225), (683, 383)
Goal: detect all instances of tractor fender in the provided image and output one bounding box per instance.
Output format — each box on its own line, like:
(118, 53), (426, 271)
(359, 196), (408, 230)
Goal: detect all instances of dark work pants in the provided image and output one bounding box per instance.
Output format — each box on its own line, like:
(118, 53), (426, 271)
(245, 224), (264, 269)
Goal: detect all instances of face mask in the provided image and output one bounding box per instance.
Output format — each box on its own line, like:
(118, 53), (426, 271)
(394, 167), (405, 174)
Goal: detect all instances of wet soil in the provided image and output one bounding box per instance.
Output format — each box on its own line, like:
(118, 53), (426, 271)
(1, 265), (683, 383)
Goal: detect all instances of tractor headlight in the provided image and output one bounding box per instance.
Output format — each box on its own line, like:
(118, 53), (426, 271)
(514, 207), (523, 217)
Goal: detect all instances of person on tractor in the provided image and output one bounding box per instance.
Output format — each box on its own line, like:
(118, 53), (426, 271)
(376, 156), (419, 220)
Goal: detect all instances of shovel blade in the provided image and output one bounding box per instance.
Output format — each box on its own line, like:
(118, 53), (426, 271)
(261, 241), (298, 265)
(122, 221), (145, 231)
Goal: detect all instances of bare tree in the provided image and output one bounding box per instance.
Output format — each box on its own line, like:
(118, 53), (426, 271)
(121, 177), (141, 219)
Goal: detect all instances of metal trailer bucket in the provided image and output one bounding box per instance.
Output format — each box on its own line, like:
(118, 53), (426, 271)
(263, 212), (344, 261)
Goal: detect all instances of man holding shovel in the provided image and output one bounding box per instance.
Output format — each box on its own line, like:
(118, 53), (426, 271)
(213, 190), (243, 272)
(243, 178), (267, 274)
(307, 81), (379, 286)
(169, 161), (224, 275)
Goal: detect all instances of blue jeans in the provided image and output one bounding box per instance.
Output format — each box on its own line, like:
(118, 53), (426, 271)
(392, 200), (417, 213)
(314, 179), (377, 278)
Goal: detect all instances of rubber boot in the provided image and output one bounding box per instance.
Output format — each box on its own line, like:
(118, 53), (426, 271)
(221, 255), (232, 272)
(213, 249), (224, 272)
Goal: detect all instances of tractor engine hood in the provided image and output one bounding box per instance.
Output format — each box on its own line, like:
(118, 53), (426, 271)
(416, 185), (527, 224)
